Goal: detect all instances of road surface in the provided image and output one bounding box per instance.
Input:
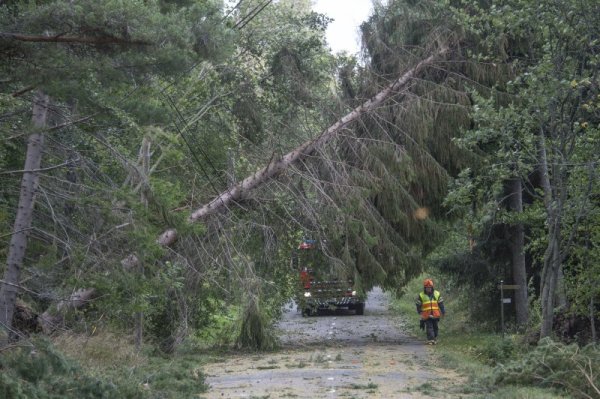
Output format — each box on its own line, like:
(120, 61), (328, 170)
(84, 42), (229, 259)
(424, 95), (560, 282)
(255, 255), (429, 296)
(203, 287), (468, 398)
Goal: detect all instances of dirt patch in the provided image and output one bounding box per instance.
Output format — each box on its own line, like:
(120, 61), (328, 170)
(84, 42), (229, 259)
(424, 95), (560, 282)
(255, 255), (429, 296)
(203, 288), (469, 398)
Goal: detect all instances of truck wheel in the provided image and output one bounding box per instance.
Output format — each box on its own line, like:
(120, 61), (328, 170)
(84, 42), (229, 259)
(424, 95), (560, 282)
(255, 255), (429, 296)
(355, 303), (364, 315)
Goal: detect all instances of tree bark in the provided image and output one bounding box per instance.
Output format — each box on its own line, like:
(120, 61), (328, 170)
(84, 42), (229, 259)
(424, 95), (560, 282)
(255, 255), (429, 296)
(37, 51), (449, 337)
(508, 177), (529, 327)
(0, 91), (49, 339)
(538, 129), (561, 338)
(591, 296), (597, 342)
(156, 229), (178, 247)
(39, 288), (96, 334)
(135, 137), (151, 351)
(188, 47), (448, 222)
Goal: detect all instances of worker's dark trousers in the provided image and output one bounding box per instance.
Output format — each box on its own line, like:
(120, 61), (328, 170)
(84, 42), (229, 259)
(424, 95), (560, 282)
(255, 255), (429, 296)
(425, 318), (439, 341)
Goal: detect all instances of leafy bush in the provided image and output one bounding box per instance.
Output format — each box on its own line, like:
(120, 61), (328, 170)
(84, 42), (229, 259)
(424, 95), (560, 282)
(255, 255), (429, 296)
(494, 338), (600, 398)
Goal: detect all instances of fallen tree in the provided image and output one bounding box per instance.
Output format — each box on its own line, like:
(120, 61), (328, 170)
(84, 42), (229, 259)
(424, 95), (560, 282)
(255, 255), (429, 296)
(39, 288), (96, 334)
(33, 47), (450, 335)
(189, 46), (449, 222)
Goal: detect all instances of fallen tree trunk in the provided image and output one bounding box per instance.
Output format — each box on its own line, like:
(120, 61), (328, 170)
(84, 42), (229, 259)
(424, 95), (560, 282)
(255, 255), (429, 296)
(189, 47), (448, 222)
(36, 49), (448, 336)
(39, 288), (96, 334)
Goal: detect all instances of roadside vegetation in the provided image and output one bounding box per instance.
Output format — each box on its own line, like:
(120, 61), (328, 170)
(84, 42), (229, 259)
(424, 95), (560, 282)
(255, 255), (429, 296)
(0, 298), (272, 398)
(393, 274), (599, 399)
(0, 335), (211, 399)
(1, 0), (599, 397)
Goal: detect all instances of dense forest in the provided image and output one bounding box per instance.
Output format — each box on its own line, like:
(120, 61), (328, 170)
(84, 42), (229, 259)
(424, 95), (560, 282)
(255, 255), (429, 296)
(1, 0), (599, 397)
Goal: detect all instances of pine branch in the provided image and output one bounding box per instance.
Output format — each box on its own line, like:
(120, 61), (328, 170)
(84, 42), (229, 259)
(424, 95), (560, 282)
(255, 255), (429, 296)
(189, 47), (449, 222)
(0, 159), (77, 175)
(0, 32), (152, 46)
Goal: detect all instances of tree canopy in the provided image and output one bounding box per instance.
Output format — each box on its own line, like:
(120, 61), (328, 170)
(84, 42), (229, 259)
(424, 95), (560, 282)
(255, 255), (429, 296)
(0, 0), (598, 353)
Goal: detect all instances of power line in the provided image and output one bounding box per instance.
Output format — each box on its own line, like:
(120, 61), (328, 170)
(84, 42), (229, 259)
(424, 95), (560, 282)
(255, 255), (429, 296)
(233, 0), (272, 30)
(161, 92), (225, 197)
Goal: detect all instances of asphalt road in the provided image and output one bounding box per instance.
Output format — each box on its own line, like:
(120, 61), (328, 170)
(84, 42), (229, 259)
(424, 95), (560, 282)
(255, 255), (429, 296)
(203, 287), (468, 398)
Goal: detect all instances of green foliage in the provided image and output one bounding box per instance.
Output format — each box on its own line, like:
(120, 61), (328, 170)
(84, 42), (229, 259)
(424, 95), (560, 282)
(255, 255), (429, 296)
(438, 0), (600, 339)
(235, 288), (278, 351)
(51, 331), (211, 398)
(494, 338), (600, 399)
(392, 274), (564, 398)
(310, 0), (498, 293)
(1, 0), (233, 96)
(0, 338), (144, 399)
(393, 274), (572, 399)
(188, 300), (239, 347)
(143, 357), (207, 398)
(478, 338), (517, 366)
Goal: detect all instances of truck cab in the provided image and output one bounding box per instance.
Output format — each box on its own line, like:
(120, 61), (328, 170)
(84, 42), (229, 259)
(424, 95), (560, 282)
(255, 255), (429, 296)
(293, 239), (365, 316)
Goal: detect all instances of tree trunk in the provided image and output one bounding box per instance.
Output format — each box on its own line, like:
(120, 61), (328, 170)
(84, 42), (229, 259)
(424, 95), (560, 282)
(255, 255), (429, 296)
(508, 177), (529, 327)
(538, 129), (561, 338)
(591, 296), (597, 342)
(0, 91), (49, 339)
(188, 47), (448, 222)
(37, 51), (449, 336)
(135, 137), (151, 351)
(39, 288), (96, 333)
(540, 235), (560, 338)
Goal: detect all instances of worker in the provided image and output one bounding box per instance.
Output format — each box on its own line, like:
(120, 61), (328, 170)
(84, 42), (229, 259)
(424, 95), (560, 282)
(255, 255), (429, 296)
(299, 266), (311, 289)
(416, 278), (445, 344)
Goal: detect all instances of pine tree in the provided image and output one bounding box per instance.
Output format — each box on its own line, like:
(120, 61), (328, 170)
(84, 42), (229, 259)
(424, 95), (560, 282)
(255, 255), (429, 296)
(0, 0), (231, 339)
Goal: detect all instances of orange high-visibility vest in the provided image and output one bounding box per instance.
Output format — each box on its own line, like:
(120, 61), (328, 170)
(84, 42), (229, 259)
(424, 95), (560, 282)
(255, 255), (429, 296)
(419, 291), (442, 320)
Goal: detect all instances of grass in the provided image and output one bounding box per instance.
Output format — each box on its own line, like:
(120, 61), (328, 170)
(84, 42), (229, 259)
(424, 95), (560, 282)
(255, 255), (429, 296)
(348, 382), (378, 390)
(285, 360), (307, 368)
(310, 353), (326, 363)
(417, 381), (436, 395)
(49, 329), (212, 399)
(390, 274), (567, 399)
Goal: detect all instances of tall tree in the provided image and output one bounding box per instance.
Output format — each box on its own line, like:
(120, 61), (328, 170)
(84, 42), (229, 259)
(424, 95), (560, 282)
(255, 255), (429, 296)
(447, 0), (600, 337)
(508, 178), (528, 326)
(0, 91), (48, 337)
(0, 0), (230, 338)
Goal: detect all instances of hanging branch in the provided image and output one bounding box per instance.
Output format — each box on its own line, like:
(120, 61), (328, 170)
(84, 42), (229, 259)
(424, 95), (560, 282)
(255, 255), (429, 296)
(0, 32), (151, 46)
(188, 46), (449, 222)
(38, 49), (450, 335)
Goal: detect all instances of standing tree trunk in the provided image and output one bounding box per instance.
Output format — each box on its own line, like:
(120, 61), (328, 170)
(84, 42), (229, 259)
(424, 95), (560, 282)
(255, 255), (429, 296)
(591, 296), (597, 343)
(508, 177), (529, 327)
(135, 137), (151, 351)
(538, 129), (562, 338)
(584, 227), (597, 342)
(0, 91), (49, 339)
